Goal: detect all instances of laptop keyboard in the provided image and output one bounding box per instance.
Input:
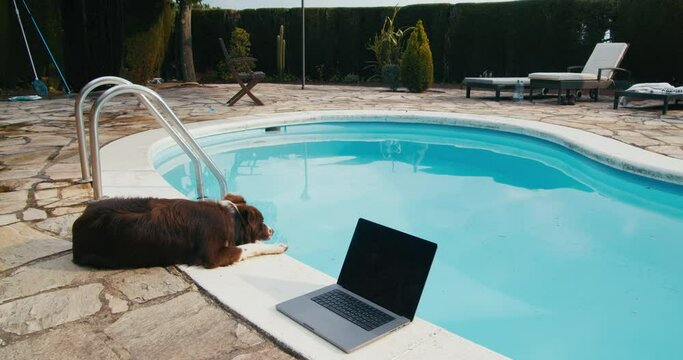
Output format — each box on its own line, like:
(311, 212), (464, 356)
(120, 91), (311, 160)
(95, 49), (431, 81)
(311, 289), (395, 331)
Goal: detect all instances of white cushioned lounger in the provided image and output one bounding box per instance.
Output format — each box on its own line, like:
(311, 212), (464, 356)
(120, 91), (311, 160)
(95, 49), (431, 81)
(529, 42), (630, 103)
(528, 73), (597, 81)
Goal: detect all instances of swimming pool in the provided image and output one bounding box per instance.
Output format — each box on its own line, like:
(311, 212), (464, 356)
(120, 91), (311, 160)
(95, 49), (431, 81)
(154, 120), (683, 359)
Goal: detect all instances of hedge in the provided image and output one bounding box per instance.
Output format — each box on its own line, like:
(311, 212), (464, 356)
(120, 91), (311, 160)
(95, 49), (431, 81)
(611, 0), (683, 82)
(1, 0), (64, 90)
(0, 0), (681, 90)
(190, 0), (681, 84)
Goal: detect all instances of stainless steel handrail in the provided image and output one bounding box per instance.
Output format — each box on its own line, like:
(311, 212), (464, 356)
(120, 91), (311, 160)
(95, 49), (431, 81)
(86, 82), (228, 200)
(74, 76), (132, 183)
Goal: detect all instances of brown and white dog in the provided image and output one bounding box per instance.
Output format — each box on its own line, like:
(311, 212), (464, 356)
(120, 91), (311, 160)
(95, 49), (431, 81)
(72, 194), (287, 269)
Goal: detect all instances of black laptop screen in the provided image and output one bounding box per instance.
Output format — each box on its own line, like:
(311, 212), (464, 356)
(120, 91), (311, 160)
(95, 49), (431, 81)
(337, 218), (437, 320)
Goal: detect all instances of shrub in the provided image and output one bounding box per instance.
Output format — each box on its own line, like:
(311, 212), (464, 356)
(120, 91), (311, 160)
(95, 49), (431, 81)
(382, 64), (400, 91)
(342, 73), (360, 83)
(400, 20), (433, 93)
(228, 27), (254, 72)
(367, 6), (410, 79)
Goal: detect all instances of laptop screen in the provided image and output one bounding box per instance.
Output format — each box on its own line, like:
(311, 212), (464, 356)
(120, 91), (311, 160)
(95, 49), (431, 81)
(337, 218), (437, 320)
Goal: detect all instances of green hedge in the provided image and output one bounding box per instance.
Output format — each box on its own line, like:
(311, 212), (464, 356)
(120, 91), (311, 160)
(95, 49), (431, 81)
(611, 0), (683, 82)
(120, 1), (174, 83)
(62, 0), (174, 88)
(1, 0), (681, 90)
(190, 0), (680, 84)
(447, 0), (615, 81)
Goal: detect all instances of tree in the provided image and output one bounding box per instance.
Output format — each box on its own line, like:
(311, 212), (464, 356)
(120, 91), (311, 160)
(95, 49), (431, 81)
(177, 0), (198, 82)
(400, 20), (433, 93)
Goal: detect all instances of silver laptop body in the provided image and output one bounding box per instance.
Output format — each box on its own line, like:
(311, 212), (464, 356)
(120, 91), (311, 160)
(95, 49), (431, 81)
(276, 218), (437, 353)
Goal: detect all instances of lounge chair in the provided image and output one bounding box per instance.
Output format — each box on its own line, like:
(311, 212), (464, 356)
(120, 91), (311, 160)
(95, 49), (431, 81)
(529, 42), (630, 103)
(613, 83), (683, 115)
(463, 77), (530, 100)
(218, 38), (265, 106)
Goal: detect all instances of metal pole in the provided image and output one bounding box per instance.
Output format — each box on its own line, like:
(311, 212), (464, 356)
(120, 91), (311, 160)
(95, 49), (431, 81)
(301, 0), (305, 89)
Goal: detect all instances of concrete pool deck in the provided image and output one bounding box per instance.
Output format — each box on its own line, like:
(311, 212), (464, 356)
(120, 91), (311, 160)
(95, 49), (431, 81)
(1, 83), (682, 359)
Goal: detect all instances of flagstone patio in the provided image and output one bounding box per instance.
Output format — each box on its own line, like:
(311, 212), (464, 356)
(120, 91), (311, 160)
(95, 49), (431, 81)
(0, 83), (681, 359)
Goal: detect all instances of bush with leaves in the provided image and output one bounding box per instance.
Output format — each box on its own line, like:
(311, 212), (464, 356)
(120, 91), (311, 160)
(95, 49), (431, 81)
(367, 7), (411, 81)
(381, 64), (401, 91)
(218, 27), (254, 80)
(400, 20), (433, 93)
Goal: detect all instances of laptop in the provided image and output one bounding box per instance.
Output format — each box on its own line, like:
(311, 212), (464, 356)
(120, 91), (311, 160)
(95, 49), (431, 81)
(276, 218), (437, 353)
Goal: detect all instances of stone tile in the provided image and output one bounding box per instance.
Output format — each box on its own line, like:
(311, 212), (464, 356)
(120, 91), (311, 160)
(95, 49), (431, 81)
(613, 134), (663, 147)
(0, 137), (28, 148)
(232, 348), (296, 360)
(585, 127), (614, 137)
(0, 190), (27, 214)
(51, 205), (86, 216)
(34, 188), (59, 207)
(0, 148), (56, 165)
(662, 128), (683, 136)
(235, 323), (266, 347)
(36, 181), (74, 190)
(105, 293), (129, 314)
(27, 134), (71, 147)
(0, 283), (103, 335)
(0, 178), (40, 191)
(42, 186), (91, 209)
(104, 292), (263, 359)
(22, 208), (47, 221)
(0, 214), (19, 226)
(34, 213), (80, 238)
(59, 184), (92, 199)
(0, 254), (117, 304)
(0, 322), (123, 360)
(646, 145), (683, 159)
(52, 147), (81, 163)
(0, 223), (72, 271)
(43, 163), (81, 181)
(651, 135), (683, 144)
(0, 118), (36, 126)
(107, 267), (190, 303)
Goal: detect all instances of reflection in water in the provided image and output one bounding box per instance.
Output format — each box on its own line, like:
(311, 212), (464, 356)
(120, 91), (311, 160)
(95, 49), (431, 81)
(301, 143), (310, 200)
(265, 140), (591, 192)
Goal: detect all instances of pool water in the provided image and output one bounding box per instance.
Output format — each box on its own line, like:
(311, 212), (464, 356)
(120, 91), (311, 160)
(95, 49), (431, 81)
(155, 122), (683, 359)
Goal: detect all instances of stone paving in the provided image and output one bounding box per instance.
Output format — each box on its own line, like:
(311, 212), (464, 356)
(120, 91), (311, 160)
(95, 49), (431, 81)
(0, 83), (681, 359)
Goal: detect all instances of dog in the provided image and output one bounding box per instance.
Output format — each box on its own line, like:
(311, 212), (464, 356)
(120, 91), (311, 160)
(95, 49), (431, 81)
(72, 194), (287, 269)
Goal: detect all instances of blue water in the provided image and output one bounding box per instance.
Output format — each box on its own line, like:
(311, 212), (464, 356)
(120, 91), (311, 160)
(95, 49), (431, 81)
(154, 122), (683, 359)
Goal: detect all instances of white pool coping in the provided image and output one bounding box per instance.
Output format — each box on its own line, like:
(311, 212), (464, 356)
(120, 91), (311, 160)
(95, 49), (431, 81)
(100, 110), (683, 360)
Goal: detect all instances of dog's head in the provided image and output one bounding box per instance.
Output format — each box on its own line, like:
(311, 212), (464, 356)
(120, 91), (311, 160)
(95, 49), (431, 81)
(223, 194), (274, 245)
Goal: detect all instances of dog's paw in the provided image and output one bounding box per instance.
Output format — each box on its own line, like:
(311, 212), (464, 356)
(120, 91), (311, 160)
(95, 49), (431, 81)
(268, 243), (288, 254)
(237, 243), (288, 261)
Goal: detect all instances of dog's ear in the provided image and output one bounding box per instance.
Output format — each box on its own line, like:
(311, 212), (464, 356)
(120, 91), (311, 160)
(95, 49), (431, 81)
(238, 206), (255, 223)
(240, 207), (266, 229)
(224, 193), (246, 204)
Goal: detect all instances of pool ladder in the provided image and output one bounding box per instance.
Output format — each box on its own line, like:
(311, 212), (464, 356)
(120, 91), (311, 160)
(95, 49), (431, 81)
(74, 76), (228, 200)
